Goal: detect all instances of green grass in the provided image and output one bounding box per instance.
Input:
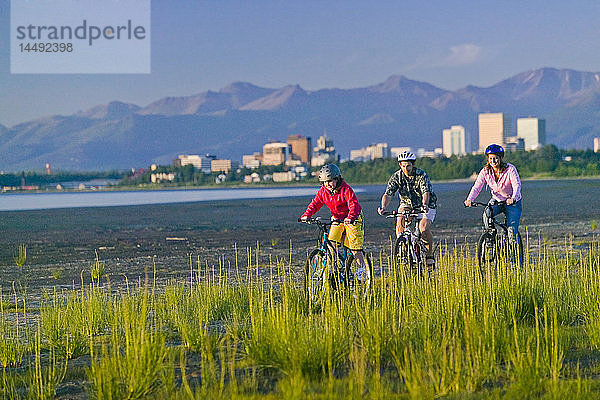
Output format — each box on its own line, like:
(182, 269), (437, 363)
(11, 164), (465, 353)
(1, 237), (600, 398)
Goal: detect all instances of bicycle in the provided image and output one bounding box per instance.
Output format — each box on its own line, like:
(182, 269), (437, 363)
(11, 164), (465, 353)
(299, 217), (373, 305)
(382, 208), (430, 276)
(465, 201), (523, 278)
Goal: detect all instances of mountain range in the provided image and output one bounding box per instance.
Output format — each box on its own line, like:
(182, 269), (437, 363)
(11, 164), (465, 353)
(1, 67), (599, 172)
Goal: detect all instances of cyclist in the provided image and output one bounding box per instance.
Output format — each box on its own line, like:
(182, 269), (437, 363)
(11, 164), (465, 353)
(300, 164), (368, 279)
(464, 144), (522, 246)
(377, 151), (438, 269)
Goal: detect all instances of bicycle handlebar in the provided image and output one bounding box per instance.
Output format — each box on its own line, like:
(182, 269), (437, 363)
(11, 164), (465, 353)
(380, 208), (425, 219)
(464, 201), (487, 208)
(298, 217), (353, 225)
(464, 200), (507, 208)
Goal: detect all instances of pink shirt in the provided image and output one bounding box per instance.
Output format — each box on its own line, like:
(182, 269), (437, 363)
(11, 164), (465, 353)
(467, 162), (522, 203)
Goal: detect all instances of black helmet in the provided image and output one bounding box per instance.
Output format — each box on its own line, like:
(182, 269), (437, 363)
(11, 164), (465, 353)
(485, 144), (504, 156)
(318, 164), (342, 182)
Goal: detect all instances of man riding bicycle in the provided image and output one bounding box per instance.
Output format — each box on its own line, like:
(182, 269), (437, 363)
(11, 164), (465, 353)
(300, 164), (369, 279)
(377, 151), (438, 269)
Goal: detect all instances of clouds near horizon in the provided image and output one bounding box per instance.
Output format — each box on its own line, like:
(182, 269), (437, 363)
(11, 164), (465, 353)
(439, 44), (482, 67)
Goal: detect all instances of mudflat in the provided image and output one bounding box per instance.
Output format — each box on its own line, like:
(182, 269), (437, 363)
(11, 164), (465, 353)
(1, 178), (598, 290)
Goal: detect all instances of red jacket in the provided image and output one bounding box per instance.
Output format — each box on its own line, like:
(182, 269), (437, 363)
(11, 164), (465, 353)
(301, 181), (362, 221)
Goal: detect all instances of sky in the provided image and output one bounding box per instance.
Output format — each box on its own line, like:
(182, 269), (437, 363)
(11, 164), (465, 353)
(1, 0), (599, 127)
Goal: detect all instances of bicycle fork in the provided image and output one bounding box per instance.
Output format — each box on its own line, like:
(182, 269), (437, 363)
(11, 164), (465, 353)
(408, 227), (422, 263)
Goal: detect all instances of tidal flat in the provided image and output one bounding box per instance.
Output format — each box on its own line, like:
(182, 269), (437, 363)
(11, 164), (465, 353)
(0, 178), (597, 291)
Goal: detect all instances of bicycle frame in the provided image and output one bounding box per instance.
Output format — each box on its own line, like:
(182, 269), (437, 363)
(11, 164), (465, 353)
(469, 201), (513, 238)
(466, 201), (523, 274)
(382, 208), (428, 272)
(299, 216), (373, 304)
(305, 217), (350, 258)
(300, 217), (350, 293)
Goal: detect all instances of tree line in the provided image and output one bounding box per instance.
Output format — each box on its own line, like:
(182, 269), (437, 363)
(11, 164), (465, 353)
(2, 145), (596, 188)
(124, 145), (600, 186)
(341, 145), (600, 183)
(0, 170), (125, 187)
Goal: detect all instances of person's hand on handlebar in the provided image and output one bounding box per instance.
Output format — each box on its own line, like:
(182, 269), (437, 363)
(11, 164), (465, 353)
(464, 200), (472, 207)
(300, 215), (308, 222)
(344, 218), (355, 225)
(377, 206), (386, 215)
(506, 198), (514, 205)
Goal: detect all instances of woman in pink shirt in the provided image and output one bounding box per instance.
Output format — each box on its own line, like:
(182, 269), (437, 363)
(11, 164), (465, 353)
(464, 144), (522, 243)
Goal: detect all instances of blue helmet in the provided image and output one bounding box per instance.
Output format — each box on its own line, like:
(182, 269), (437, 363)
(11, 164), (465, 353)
(485, 144), (504, 156)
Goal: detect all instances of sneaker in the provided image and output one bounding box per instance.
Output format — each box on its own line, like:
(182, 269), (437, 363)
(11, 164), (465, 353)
(426, 256), (436, 272)
(355, 267), (369, 281)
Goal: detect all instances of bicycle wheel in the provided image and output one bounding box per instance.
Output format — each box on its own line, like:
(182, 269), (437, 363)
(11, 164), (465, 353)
(412, 241), (428, 277)
(415, 242), (430, 276)
(516, 232), (524, 267)
(392, 236), (410, 270)
(497, 230), (524, 268)
(344, 252), (373, 299)
(477, 232), (496, 278)
(304, 249), (330, 305)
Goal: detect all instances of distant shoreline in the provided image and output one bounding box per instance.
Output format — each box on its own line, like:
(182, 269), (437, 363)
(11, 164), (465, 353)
(2, 174), (599, 195)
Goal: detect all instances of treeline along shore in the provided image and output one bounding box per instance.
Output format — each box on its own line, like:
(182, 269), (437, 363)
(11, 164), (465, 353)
(0, 145), (599, 190)
(120, 145), (600, 187)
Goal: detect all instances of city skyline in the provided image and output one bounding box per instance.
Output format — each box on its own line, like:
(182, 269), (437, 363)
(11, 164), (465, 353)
(2, 0), (600, 126)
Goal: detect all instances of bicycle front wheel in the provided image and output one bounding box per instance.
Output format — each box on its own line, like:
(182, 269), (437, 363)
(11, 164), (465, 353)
(345, 252), (373, 299)
(392, 235), (410, 271)
(304, 249), (330, 305)
(496, 230), (524, 269)
(477, 232), (496, 278)
(516, 232), (524, 267)
(413, 241), (429, 277)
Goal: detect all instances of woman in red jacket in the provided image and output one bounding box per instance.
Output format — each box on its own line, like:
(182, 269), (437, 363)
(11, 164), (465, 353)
(300, 164), (368, 279)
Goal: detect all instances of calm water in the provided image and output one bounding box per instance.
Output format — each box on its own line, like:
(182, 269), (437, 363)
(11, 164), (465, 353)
(3, 179), (588, 212)
(0, 182), (476, 212)
(0, 187), (325, 211)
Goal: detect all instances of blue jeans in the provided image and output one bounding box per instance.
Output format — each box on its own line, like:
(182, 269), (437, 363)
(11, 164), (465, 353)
(483, 199), (522, 243)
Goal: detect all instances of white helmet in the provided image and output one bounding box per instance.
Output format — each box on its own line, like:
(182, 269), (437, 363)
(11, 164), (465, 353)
(397, 151), (416, 162)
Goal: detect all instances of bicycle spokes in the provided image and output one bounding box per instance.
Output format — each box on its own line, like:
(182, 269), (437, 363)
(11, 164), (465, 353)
(305, 250), (328, 304)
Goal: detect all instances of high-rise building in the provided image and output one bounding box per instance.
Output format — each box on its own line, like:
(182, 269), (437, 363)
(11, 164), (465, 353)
(262, 142), (291, 166)
(368, 143), (390, 159)
(349, 143), (390, 161)
(349, 149), (367, 161)
(593, 137), (599, 153)
(312, 133), (338, 167)
(242, 153), (263, 168)
(211, 159), (237, 173)
(517, 117), (546, 150)
(442, 125), (467, 157)
(174, 154), (212, 173)
(287, 134), (312, 164)
(504, 136), (525, 152)
(478, 113), (511, 151)
(390, 147), (412, 159)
